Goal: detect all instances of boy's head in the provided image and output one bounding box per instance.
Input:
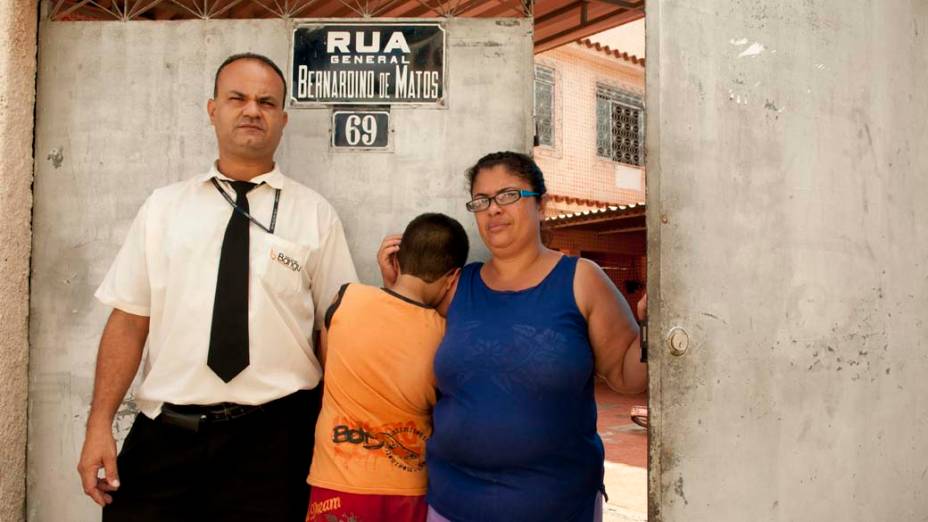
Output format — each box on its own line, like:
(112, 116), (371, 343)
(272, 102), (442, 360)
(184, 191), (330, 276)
(397, 213), (469, 284)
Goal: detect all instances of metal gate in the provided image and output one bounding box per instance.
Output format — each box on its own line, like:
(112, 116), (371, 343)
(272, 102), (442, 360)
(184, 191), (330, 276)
(647, 0), (928, 520)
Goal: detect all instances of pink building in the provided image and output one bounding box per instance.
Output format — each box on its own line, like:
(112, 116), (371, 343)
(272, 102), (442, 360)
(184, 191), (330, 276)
(533, 39), (646, 217)
(534, 37), (647, 304)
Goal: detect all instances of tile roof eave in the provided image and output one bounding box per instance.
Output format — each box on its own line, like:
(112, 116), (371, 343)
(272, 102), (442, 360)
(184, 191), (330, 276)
(576, 38), (645, 67)
(545, 201), (646, 225)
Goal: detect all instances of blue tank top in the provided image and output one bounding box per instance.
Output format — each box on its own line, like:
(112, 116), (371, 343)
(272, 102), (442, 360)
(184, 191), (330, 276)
(427, 256), (604, 522)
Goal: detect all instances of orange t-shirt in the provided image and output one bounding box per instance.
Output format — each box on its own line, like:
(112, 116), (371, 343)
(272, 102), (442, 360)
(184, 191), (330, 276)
(308, 283), (445, 496)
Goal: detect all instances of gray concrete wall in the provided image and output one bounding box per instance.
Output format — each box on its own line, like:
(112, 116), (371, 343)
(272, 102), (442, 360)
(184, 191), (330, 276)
(0, 1), (37, 521)
(647, 1), (928, 520)
(28, 18), (531, 520)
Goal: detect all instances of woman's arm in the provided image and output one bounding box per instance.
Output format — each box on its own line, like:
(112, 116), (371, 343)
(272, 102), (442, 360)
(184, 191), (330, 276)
(574, 258), (648, 394)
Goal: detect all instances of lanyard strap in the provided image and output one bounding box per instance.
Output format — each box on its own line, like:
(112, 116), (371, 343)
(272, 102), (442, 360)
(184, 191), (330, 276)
(211, 178), (280, 234)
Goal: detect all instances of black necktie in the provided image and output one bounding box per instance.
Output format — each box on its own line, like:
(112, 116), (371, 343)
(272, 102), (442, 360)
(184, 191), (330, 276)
(208, 180), (257, 382)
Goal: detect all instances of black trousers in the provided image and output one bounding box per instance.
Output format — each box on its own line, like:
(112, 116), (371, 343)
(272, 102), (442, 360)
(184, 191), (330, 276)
(103, 388), (321, 522)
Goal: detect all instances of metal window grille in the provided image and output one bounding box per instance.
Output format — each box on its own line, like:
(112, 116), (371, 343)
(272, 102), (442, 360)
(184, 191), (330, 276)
(534, 64), (555, 148)
(596, 84), (644, 166)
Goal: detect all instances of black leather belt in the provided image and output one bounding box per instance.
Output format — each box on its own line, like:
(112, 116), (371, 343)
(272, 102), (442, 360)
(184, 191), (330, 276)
(158, 389), (314, 432)
(159, 402), (262, 432)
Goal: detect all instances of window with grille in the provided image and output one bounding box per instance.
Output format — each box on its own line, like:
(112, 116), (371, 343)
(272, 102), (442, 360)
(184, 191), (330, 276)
(534, 65), (555, 148)
(596, 84), (644, 166)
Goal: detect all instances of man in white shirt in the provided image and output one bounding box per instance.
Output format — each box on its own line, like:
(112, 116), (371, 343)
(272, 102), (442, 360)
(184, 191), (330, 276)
(76, 52), (358, 521)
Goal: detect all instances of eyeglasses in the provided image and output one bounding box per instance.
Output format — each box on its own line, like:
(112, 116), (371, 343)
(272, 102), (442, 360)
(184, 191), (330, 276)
(465, 189), (540, 213)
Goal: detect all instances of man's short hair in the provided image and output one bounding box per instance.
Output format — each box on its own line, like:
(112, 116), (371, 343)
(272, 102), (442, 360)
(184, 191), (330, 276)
(397, 213), (469, 283)
(213, 52), (288, 100)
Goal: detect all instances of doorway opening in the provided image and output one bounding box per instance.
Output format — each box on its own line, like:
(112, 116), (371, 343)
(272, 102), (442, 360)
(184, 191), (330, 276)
(29, 0), (650, 518)
(534, 14), (648, 522)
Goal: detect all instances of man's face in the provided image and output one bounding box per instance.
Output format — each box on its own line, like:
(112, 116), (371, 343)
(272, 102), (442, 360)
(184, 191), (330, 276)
(208, 59), (288, 162)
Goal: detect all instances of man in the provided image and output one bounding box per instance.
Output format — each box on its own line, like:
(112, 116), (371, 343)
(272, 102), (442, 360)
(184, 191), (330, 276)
(76, 53), (358, 521)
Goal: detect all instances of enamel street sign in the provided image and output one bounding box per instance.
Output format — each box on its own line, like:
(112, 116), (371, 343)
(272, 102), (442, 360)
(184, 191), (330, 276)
(291, 22), (445, 107)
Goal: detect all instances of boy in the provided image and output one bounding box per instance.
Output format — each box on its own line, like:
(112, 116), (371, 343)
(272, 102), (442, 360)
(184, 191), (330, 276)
(306, 213), (469, 522)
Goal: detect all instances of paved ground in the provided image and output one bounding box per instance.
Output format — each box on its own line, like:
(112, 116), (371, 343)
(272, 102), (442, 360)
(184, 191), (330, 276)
(595, 383), (648, 521)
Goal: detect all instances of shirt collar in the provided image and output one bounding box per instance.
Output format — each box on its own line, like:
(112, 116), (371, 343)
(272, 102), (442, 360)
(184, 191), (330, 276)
(198, 161), (285, 190)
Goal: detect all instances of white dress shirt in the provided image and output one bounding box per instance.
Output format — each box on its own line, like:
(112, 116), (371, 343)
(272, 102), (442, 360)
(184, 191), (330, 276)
(96, 163), (358, 419)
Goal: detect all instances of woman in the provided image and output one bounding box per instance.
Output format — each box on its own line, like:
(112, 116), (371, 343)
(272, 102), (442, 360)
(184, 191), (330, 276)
(379, 151), (646, 522)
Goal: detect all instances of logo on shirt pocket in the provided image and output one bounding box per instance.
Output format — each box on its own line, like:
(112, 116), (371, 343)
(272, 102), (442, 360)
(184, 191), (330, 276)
(269, 248), (302, 272)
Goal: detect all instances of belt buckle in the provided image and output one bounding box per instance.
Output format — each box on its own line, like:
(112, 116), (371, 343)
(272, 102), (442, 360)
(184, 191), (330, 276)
(211, 403), (259, 422)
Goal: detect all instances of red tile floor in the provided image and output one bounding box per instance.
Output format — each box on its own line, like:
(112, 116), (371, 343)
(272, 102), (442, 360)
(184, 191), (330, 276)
(595, 381), (648, 468)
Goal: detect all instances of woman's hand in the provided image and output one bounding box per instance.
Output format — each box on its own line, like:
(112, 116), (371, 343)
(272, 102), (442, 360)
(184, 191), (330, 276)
(637, 293), (647, 321)
(377, 234), (402, 288)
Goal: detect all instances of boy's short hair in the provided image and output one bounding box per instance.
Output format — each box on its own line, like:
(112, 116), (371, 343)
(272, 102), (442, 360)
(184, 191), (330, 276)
(397, 213), (469, 283)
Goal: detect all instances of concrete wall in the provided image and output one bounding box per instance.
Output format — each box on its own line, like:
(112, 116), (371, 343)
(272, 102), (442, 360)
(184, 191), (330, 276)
(28, 18), (531, 520)
(647, 1), (928, 520)
(0, 1), (37, 521)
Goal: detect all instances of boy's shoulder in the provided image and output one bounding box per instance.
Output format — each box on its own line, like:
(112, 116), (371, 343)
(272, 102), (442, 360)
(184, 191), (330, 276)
(339, 282), (385, 303)
(323, 282), (396, 329)
(327, 283), (443, 329)
(324, 282), (368, 330)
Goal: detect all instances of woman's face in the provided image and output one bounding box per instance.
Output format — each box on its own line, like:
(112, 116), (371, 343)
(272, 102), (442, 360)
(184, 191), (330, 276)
(470, 165), (543, 255)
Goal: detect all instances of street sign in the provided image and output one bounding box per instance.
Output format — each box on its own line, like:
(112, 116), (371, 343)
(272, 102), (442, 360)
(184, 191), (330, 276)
(331, 109), (391, 150)
(290, 22), (445, 107)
